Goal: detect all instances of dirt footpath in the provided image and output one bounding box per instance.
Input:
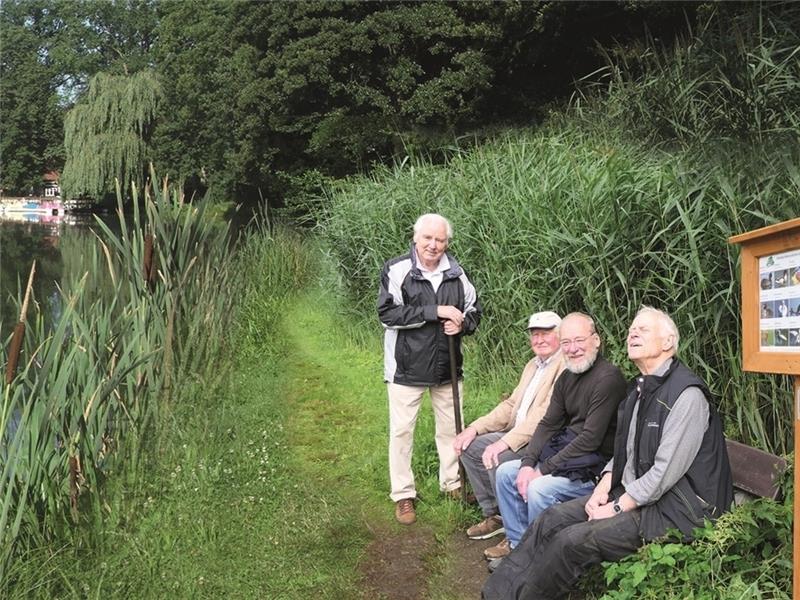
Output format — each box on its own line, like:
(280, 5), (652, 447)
(358, 525), (495, 599)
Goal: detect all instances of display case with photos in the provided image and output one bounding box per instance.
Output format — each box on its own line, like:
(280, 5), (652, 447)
(730, 217), (800, 375)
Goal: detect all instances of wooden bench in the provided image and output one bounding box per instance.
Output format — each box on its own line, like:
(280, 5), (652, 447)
(725, 439), (788, 504)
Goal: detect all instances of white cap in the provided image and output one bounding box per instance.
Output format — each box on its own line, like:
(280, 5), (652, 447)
(526, 311), (562, 331)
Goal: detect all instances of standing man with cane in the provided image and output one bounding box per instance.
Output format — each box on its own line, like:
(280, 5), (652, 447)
(378, 213), (482, 524)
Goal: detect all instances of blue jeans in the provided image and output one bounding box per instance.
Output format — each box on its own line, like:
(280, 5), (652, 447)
(495, 459), (596, 547)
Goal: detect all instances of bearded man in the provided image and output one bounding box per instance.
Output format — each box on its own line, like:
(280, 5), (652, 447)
(485, 312), (626, 561)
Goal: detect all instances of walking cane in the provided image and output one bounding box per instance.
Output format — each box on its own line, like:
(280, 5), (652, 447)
(448, 333), (467, 504)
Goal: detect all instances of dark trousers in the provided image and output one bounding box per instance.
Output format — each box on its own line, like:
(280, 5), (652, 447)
(461, 431), (523, 517)
(482, 494), (644, 600)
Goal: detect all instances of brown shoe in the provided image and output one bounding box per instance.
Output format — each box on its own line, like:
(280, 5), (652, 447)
(395, 498), (416, 525)
(466, 515), (505, 540)
(484, 537), (511, 560)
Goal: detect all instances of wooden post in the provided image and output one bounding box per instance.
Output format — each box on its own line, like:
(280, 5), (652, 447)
(795, 376), (800, 600)
(728, 218), (800, 600)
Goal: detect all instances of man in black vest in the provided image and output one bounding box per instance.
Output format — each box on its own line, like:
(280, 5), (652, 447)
(483, 306), (733, 599)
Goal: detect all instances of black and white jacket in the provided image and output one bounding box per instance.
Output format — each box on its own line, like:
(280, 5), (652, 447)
(377, 245), (481, 386)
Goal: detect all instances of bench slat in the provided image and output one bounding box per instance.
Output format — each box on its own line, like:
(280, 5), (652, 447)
(725, 439), (787, 501)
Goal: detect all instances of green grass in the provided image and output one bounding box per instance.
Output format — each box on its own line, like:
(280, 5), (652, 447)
(6, 229), (490, 598)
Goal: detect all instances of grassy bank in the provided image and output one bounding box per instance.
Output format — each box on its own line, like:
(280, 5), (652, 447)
(7, 229), (486, 598)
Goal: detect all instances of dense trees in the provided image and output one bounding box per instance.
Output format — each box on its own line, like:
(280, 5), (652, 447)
(0, 0), (157, 195)
(1, 1), (66, 194)
(152, 1), (700, 203)
(2, 0), (701, 202)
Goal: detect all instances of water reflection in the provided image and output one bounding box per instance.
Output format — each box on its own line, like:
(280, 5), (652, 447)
(0, 212), (120, 335)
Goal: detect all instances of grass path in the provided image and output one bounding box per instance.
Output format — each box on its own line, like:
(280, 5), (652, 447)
(78, 287), (484, 600)
(11, 285), (490, 600)
(253, 289), (486, 599)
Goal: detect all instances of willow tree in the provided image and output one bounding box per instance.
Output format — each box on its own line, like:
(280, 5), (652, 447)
(61, 70), (161, 201)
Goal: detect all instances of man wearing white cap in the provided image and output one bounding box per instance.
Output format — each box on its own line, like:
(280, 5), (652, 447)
(454, 311), (566, 542)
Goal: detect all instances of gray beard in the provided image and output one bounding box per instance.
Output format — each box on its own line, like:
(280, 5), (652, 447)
(566, 353), (598, 374)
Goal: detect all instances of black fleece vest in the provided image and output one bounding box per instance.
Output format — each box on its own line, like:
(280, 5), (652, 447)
(611, 359), (733, 541)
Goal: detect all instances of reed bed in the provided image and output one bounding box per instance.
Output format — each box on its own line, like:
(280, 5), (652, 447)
(318, 128), (798, 455)
(0, 176), (240, 584)
(318, 4), (800, 456)
(570, 3), (800, 148)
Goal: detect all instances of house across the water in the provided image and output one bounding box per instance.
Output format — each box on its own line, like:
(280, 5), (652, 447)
(42, 171), (61, 198)
(0, 171), (65, 216)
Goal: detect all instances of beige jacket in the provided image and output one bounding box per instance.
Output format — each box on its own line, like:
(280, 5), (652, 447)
(469, 353), (566, 452)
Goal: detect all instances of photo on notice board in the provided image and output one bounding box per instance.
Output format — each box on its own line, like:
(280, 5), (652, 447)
(759, 249), (800, 352)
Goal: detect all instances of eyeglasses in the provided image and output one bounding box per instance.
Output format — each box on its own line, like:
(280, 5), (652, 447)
(559, 334), (596, 349)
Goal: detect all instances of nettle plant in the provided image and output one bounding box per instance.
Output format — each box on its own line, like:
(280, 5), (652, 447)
(594, 494), (792, 600)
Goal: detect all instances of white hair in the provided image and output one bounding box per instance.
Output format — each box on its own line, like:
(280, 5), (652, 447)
(636, 305), (680, 352)
(413, 213), (453, 240)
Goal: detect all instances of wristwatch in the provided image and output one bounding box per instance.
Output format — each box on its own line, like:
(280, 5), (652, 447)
(612, 499), (623, 514)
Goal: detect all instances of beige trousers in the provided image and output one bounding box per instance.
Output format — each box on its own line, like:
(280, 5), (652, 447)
(387, 381), (463, 502)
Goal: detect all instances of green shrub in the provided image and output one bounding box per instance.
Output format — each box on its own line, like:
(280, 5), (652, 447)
(594, 494), (792, 599)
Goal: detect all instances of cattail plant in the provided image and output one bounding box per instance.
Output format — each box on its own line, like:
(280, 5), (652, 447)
(0, 171), (240, 584)
(4, 261), (35, 386)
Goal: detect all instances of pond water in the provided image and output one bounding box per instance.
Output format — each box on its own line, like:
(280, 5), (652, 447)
(0, 212), (120, 336)
(0, 203), (256, 340)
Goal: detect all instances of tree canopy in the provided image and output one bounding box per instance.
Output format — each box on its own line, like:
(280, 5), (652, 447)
(0, 0), (158, 196)
(2, 0), (705, 201)
(1, 0), (65, 193)
(151, 0), (700, 203)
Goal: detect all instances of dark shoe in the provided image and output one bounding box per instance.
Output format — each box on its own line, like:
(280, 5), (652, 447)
(484, 537), (511, 560)
(487, 557), (503, 573)
(395, 498), (416, 525)
(466, 515), (505, 540)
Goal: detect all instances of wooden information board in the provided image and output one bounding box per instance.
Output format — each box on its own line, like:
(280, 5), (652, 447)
(729, 217), (800, 599)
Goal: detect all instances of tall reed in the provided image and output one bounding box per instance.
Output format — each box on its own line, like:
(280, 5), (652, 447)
(0, 174), (240, 584)
(570, 3), (800, 148)
(318, 128), (798, 455)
